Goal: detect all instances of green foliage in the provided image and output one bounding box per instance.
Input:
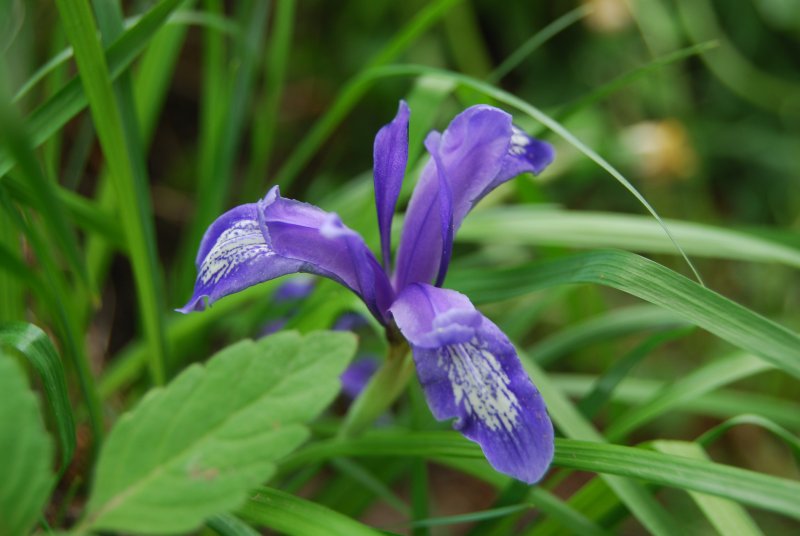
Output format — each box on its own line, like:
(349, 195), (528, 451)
(0, 352), (54, 536)
(80, 331), (355, 534)
(0, 322), (75, 471)
(1, 0), (798, 534)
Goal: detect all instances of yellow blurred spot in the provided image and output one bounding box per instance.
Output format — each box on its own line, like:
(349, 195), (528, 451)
(583, 0), (633, 33)
(621, 119), (697, 183)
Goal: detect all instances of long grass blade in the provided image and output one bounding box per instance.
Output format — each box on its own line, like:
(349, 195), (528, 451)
(458, 207), (800, 269)
(56, 0), (170, 384)
(449, 250), (800, 379)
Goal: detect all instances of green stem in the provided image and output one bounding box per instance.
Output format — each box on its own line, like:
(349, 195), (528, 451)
(339, 342), (414, 439)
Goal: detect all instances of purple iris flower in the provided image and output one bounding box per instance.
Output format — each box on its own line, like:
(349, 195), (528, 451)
(179, 102), (555, 483)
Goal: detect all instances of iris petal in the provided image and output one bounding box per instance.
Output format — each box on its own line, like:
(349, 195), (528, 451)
(423, 132), (454, 288)
(373, 101), (410, 271)
(390, 283), (554, 484)
(180, 187), (394, 320)
(395, 106), (552, 290)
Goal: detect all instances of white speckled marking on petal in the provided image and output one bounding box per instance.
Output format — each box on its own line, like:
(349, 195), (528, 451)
(509, 125), (532, 156)
(438, 337), (521, 433)
(198, 219), (273, 285)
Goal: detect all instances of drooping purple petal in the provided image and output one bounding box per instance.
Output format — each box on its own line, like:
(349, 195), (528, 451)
(479, 125), (555, 204)
(373, 101), (410, 271)
(180, 187), (394, 322)
(177, 202), (304, 313)
(390, 283), (554, 484)
(394, 107), (554, 290)
(340, 356), (381, 399)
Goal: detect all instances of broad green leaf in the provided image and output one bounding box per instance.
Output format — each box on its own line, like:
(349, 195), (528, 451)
(0, 352), (54, 536)
(449, 250), (800, 379)
(281, 431), (800, 520)
(458, 208), (800, 269)
(81, 331), (356, 534)
(652, 441), (764, 536)
(239, 486), (384, 536)
(0, 322), (76, 471)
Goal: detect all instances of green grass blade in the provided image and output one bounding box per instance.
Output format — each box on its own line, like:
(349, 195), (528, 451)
(0, 322), (76, 473)
(553, 373), (800, 429)
(529, 305), (687, 367)
(273, 0), (462, 190)
(653, 441), (764, 536)
(458, 208), (800, 269)
(239, 487), (384, 536)
(55, 0), (169, 384)
(677, 0), (800, 119)
(0, 187), (105, 449)
(244, 0), (295, 200)
(696, 415), (800, 460)
(517, 352), (680, 535)
(488, 5), (591, 83)
(553, 41), (718, 120)
(0, 77), (91, 293)
(185, 0), (270, 266)
(206, 514), (261, 536)
(605, 353), (772, 441)
(0, 208), (24, 322)
(449, 250), (800, 379)
(282, 431), (800, 520)
(330, 458), (410, 516)
(578, 328), (693, 419)
(0, 0), (185, 179)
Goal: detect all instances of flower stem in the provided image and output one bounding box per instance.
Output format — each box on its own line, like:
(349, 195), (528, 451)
(339, 342), (414, 438)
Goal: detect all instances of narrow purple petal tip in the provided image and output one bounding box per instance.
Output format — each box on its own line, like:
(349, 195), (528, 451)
(374, 100), (410, 270)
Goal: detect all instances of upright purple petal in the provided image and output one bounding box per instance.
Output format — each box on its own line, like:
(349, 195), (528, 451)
(180, 187), (394, 321)
(423, 132), (454, 288)
(373, 101), (410, 271)
(390, 283), (554, 484)
(394, 107), (554, 290)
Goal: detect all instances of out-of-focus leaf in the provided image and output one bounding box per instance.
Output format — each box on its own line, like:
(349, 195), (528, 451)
(0, 322), (76, 471)
(0, 351), (54, 536)
(80, 331), (356, 534)
(281, 431), (800, 520)
(458, 208), (800, 269)
(652, 441), (764, 536)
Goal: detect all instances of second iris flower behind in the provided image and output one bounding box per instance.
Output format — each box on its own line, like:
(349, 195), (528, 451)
(180, 102), (556, 484)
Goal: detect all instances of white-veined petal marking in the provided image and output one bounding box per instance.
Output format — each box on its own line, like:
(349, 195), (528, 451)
(438, 338), (520, 433)
(199, 219), (273, 285)
(509, 125), (532, 156)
